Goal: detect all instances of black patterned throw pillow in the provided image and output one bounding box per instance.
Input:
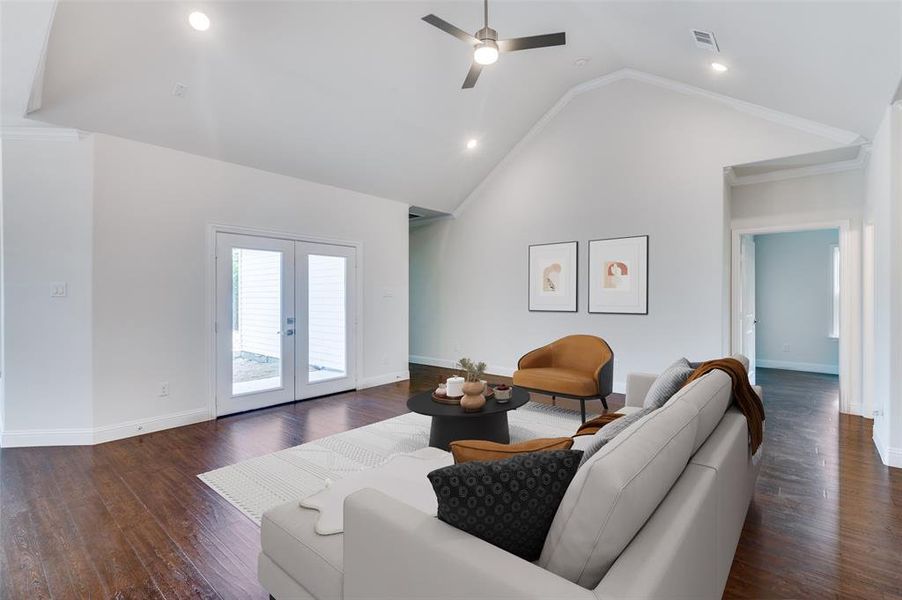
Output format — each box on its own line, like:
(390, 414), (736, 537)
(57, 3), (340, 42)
(427, 449), (583, 561)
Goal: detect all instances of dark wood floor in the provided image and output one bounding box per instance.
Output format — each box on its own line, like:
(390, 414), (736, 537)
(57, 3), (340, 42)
(1, 365), (899, 599)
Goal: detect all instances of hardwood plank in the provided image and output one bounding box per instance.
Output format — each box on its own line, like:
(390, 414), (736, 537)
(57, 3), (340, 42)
(64, 494), (162, 598)
(0, 509), (51, 600)
(26, 494), (108, 599)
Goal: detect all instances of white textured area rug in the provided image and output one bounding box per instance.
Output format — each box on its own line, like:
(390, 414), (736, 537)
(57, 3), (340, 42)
(198, 402), (582, 525)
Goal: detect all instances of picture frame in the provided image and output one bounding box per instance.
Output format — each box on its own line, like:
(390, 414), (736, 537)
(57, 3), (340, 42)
(588, 235), (649, 314)
(528, 241), (578, 312)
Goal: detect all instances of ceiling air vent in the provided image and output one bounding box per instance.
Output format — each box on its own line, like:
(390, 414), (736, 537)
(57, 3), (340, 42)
(692, 29), (719, 53)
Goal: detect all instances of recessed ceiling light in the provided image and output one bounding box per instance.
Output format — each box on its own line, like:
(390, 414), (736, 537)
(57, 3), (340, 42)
(711, 62), (728, 73)
(466, 139), (479, 150)
(188, 11), (210, 31)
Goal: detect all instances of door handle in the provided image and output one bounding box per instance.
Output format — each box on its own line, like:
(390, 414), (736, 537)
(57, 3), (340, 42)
(285, 329), (295, 336)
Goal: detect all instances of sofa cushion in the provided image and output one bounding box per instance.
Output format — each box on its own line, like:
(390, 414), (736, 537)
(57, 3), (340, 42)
(572, 407), (655, 466)
(450, 437), (573, 463)
(643, 359), (694, 409)
(261, 501), (343, 600)
(428, 450), (583, 561)
(513, 367), (597, 397)
(538, 400), (699, 588)
(666, 370), (733, 454)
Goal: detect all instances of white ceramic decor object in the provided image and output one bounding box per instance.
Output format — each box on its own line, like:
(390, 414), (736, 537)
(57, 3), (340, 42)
(446, 376), (464, 398)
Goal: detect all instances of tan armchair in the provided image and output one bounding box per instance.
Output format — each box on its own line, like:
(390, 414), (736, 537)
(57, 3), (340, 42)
(512, 335), (614, 422)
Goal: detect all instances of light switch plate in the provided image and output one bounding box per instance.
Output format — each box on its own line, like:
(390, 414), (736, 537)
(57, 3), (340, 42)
(51, 282), (67, 298)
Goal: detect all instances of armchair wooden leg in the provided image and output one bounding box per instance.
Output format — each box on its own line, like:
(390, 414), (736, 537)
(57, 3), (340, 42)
(601, 395), (609, 411)
(580, 400), (586, 424)
(551, 395), (556, 406)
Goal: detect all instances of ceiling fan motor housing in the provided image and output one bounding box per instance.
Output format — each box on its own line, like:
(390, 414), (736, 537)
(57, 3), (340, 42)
(476, 26), (498, 42)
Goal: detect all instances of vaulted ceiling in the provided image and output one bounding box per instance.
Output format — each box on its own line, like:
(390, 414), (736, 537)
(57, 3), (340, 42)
(7, 1), (902, 212)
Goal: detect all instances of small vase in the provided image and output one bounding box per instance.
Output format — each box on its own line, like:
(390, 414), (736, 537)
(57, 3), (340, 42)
(460, 381), (486, 413)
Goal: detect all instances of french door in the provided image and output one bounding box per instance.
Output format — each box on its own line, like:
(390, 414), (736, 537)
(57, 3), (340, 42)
(215, 233), (357, 416)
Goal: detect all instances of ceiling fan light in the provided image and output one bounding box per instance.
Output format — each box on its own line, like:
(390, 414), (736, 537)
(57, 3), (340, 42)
(474, 42), (499, 65)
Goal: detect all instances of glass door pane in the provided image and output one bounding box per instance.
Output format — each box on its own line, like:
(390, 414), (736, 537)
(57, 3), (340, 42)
(295, 242), (356, 399)
(231, 248), (283, 395)
(308, 254), (347, 382)
(216, 233), (295, 416)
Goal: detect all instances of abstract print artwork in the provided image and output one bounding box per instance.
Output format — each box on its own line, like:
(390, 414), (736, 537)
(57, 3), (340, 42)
(529, 241), (577, 312)
(589, 236), (648, 314)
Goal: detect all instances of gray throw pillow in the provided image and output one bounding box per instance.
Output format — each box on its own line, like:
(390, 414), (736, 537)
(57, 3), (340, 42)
(643, 359), (694, 409)
(576, 407), (654, 466)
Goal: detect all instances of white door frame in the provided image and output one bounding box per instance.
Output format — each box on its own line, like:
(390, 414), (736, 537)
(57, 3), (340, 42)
(206, 224), (364, 418)
(730, 219), (861, 415)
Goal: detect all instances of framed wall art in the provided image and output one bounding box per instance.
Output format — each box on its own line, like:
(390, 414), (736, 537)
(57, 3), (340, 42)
(588, 235), (648, 314)
(528, 241), (578, 312)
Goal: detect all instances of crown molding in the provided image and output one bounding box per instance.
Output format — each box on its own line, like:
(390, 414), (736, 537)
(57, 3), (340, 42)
(0, 127), (85, 142)
(724, 166), (738, 186)
(453, 68), (865, 217)
(729, 144), (870, 187)
(25, 0), (58, 115)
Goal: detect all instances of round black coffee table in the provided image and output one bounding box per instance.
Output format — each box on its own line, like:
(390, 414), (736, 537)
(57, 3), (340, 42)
(406, 387), (530, 450)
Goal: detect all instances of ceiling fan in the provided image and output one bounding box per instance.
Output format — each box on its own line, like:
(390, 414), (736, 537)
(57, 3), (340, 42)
(422, 0), (566, 89)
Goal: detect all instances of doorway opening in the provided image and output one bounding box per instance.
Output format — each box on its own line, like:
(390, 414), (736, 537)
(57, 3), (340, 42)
(214, 231), (358, 417)
(732, 221), (857, 413)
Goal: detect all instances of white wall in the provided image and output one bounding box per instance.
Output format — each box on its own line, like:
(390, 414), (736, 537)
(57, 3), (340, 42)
(91, 134), (409, 429)
(754, 229), (840, 373)
(410, 78), (840, 387)
(1, 134), (94, 438)
(1, 131), (409, 445)
(863, 105), (898, 462)
(732, 169), (865, 224)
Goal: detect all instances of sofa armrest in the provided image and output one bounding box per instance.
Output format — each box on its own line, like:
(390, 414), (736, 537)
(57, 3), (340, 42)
(625, 373), (657, 407)
(344, 488), (596, 600)
(753, 384), (763, 402)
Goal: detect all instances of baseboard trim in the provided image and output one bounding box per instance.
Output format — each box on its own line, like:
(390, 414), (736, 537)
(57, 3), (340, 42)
(409, 355), (626, 394)
(756, 359), (839, 375)
(0, 427), (94, 447)
(92, 408), (211, 445)
(357, 370), (410, 389)
(872, 426), (902, 468)
(886, 448), (902, 469)
(410, 354), (514, 377)
(0, 408), (212, 448)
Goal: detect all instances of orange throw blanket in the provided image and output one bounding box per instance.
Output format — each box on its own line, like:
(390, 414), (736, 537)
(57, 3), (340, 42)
(686, 358), (765, 454)
(573, 413), (624, 437)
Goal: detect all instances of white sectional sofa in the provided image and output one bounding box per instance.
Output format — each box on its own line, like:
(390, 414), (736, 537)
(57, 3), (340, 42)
(259, 359), (763, 600)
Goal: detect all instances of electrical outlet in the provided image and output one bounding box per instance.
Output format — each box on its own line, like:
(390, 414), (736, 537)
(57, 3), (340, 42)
(782, 344), (791, 353)
(159, 382), (170, 397)
(50, 282), (68, 298)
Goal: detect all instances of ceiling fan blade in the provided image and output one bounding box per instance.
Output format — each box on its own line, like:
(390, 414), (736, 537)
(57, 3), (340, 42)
(498, 32), (566, 52)
(422, 14), (479, 45)
(462, 62), (483, 89)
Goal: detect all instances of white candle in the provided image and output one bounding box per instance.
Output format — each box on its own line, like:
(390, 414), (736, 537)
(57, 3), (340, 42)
(446, 376), (464, 398)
